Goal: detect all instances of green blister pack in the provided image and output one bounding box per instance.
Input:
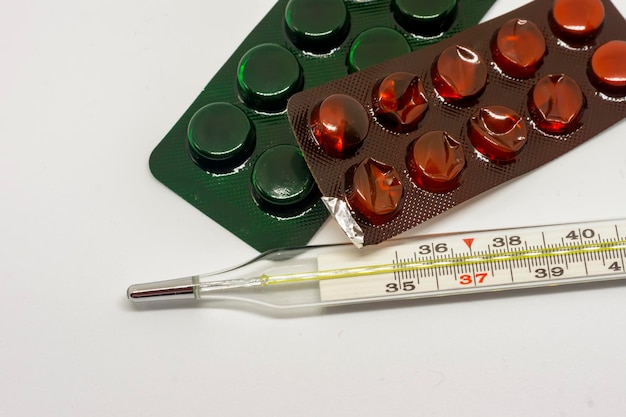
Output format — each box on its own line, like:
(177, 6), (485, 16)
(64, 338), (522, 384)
(149, 0), (496, 252)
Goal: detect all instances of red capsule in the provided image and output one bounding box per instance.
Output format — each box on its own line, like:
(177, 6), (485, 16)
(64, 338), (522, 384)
(311, 94), (369, 158)
(492, 19), (546, 79)
(346, 158), (403, 225)
(528, 74), (585, 134)
(468, 106), (528, 162)
(589, 40), (626, 96)
(431, 45), (488, 102)
(550, 0), (605, 43)
(406, 131), (465, 192)
(373, 72), (428, 133)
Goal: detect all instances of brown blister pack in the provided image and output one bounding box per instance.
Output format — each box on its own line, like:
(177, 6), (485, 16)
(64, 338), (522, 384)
(287, 0), (626, 247)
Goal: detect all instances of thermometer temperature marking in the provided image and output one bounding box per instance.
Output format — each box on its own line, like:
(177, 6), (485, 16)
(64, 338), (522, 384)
(314, 220), (626, 302)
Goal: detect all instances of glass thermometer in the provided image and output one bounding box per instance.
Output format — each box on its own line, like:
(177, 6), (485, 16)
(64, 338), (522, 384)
(127, 219), (626, 309)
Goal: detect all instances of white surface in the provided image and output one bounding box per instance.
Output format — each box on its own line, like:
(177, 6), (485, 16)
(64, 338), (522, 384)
(2, 0), (626, 416)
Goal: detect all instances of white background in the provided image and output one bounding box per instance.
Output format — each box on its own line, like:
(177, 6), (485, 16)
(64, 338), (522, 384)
(2, 0), (626, 416)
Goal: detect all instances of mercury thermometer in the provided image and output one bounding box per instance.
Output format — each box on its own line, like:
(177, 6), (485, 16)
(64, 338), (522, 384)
(128, 218), (626, 309)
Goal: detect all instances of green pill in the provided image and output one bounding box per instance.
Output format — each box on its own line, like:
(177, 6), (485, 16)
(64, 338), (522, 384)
(347, 27), (411, 73)
(252, 145), (316, 213)
(187, 103), (255, 172)
(284, 0), (350, 53)
(392, 0), (458, 36)
(237, 43), (303, 112)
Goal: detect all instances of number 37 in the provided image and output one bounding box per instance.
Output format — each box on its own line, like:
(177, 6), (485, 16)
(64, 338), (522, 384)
(459, 272), (488, 285)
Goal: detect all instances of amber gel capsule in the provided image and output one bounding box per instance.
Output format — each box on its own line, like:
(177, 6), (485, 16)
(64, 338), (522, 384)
(373, 72), (428, 133)
(468, 105), (528, 162)
(407, 131), (465, 192)
(431, 45), (488, 102)
(491, 19), (546, 79)
(528, 74), (585, 134)
(589, 40), (626, 96)
(346, 158), (403, 225)
(550, 0), (605, 43)
(310, 94), (369, 158)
